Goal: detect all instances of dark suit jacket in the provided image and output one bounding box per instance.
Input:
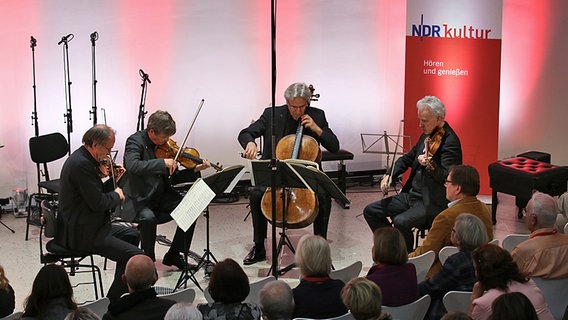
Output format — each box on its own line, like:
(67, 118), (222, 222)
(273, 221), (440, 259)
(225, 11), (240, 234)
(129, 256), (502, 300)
(103, 288), (175, 320)
(238, 105), (340, 159)
(118, 130), (190, 221)
(392, 122), (462, 222)
(57, 146), (121, 250)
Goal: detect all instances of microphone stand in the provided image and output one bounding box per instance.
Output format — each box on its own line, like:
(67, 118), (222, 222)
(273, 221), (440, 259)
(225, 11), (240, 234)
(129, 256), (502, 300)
(59, 33), (74, 155)
(89, 31), (99, 126)
(30, 36), (41, 189)
(136, 69), (151, 131)
(269, 0), (278, 278)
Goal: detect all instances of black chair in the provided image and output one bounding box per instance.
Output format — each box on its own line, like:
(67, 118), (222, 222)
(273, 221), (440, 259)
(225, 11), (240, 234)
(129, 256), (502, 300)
(26, 133), (68, 240)
(39, 200), (104, 302)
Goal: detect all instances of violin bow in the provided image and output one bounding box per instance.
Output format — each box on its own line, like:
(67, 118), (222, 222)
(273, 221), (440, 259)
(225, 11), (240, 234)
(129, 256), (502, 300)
(174, 99), (205, 163)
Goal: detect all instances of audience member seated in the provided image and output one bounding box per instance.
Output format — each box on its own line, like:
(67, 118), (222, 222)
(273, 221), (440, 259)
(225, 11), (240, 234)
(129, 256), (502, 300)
(197, 258), (261, 320)
(440, 311), (471, 320)
(365, 227), (418, 307)
(419, 213), (489, 320)
(292, 235), (348, 319)
(409, 165), (493, 279)
(489, 292), (538, 320)
(341, 277), (392, 320)
(556, 192), (568, 232)
(165, 302), (203, 320)
(259, 280), (294, 320)
(469, 244), (552, 320)
(0, 264), (15, 318)
(64, 307), (101, 320)
(103, 255), (175, 320)
(511, 191), (568, 279)
(21, 264), (77, 320)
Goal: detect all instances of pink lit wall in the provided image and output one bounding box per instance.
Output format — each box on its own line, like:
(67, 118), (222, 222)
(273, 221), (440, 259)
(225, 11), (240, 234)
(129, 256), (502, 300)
(0, 1), (566, 197)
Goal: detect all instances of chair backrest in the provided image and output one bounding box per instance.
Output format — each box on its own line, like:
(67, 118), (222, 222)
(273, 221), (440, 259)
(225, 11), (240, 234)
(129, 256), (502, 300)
(29, 132), (68, 181)
(330, 261), (363, 284)
(532, 277), (568, 320)
(382, 294), (431, 320)
(488, 238), (499, 246)
(501, 233), (529, 252)
(0, 311), (23, 320)
(442, 290), (472, 313)
(408, 250), (435, 283)
(81, 297), (110, 318)
(293, 312), (355, 320)
(158, 287), (196, 303)
(438, 246), (459, 265)
(204, 276), (276, 304)
(564, 222), (568, 235)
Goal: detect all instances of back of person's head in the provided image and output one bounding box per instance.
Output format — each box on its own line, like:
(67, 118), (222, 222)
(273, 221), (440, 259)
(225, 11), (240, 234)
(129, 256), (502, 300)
(24, 264), (77, 317)
(441, 311), (472, 320)
(64, 307), (101, 320)
(372, 227), (408, 265)
(259, 280), (294, 320)
(453, 213), (489, 251)
(295, 234), (332, 276)
(490, 292), (538, 320)
(341, 278), (383, 320)
(472, 244), (528, 291)
(417, 96), (445, 119)
(209, 258), (250, 303)
(526, 191), (558, 229)
(164, 302), (203, 320)
(123, 254), (157, 292)
(82, 124), (115, 147)
(147, 110), (176, 136)
(0, 264), (9, 292)
(448, 165), (480, 197)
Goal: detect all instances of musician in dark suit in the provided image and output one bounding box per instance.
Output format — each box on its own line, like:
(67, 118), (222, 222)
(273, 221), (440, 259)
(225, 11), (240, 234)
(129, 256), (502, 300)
(363, 96), (462, 252)
(57, 125), (143, 302)
(238, 82), (340, 265)
(119, 110), (210, 270)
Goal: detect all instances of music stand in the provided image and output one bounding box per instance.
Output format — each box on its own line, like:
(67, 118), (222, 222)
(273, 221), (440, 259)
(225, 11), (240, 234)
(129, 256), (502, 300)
(251, 159), (349, 276)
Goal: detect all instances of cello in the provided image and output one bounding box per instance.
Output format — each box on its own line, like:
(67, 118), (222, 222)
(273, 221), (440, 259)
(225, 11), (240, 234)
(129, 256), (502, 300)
(260, 120), (321, 229)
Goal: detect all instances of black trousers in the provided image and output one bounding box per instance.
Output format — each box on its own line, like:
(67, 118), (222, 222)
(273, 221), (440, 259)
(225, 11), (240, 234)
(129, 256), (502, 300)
(249, 186), (332, 248)
(137, 191), (196, 261)
(363, 192), (426, 252)
(91, 224), (142, 303)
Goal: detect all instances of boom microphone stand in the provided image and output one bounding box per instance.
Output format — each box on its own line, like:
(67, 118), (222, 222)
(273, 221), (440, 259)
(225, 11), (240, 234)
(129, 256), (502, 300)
(89, 31), (99, 125)
(136, 69), (151, 131)
(58, 33), (74, 154)
(30, 36), (41, 188)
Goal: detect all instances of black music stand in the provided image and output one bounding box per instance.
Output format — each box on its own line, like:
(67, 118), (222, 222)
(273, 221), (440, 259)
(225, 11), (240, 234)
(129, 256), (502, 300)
(251, 159), (350, 276)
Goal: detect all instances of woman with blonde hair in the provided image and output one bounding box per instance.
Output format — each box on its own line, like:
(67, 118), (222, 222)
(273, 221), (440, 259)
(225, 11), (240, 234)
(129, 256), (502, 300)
(341, 277), (391, 320)
(292, 235), (347, 319)
(0, 264), (15, 318)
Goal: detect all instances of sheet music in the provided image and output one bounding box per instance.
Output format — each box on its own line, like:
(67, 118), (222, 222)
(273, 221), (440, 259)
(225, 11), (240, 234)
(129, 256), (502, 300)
(171, 178), (215, 232)
(283, 161), (313, 192)
(223, 165), (247, 193)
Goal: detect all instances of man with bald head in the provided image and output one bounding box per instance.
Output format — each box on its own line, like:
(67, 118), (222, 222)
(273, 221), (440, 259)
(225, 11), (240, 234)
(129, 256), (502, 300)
(511, 192), (568, 279)
(103, 255), (175, 320)
(259, 280), (295, 320)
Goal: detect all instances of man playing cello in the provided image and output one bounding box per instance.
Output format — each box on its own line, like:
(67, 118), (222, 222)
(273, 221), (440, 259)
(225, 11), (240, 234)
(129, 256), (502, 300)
(238, 82), (340, 265)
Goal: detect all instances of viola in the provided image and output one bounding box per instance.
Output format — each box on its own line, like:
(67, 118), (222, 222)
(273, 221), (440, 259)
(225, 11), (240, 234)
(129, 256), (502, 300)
(155, 138), (222, 171)
(98, 156), (125, 185)
(424, 126), (445, 171)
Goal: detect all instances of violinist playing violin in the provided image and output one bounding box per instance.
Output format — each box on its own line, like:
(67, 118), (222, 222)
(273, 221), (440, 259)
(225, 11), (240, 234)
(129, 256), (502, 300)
(238, 82), (340, 265)
(119, 110), (211, 270)
(363, 96), (462, 252)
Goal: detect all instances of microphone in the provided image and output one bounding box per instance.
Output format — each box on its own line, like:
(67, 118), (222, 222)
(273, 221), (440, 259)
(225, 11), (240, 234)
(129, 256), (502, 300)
(90, 31), (99, 42)
(139, 69), (151, 84)
(30, 36), (37, 48)
(57, 34), (74, 45)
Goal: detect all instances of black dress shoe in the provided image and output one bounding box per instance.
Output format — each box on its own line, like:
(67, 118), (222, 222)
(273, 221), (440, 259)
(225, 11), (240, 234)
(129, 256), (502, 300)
(243, 245), (266, 265)
(163, 252), (198, 271)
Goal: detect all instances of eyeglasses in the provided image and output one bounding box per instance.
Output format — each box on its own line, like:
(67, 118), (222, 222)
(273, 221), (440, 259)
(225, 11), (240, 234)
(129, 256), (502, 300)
(445, 179), (454, 184)
(288, 104), (307, 110)
(100, 144), (113, 153)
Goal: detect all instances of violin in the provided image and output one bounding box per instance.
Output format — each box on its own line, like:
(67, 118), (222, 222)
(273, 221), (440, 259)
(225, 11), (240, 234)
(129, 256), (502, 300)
(424, 126), (445, 171)
(155, 138), (222, 171)
(98, 156), (125, 184)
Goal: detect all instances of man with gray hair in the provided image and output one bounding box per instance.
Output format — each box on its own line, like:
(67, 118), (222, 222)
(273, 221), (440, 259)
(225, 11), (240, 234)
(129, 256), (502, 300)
(511, 191), (568, 279)
(259, 280), (295, 320)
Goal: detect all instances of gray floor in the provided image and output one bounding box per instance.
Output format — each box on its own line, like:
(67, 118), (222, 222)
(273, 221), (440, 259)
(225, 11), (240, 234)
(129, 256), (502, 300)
(0, 184), (528, 311)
